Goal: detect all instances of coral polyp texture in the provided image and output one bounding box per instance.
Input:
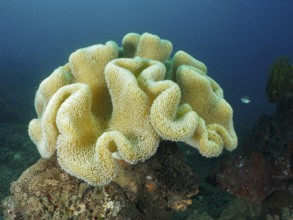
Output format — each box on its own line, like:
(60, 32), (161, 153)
(28, 32), (238, 185)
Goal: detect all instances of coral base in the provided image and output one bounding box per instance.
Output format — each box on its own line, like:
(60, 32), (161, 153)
(2, 141), (199, 219)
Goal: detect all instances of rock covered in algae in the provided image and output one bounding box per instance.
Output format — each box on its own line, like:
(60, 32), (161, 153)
(2, 141), (199, 220)
(266, 56), (293, 102)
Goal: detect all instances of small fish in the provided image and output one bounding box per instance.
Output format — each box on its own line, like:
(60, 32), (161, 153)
(241, 96), (251, 104)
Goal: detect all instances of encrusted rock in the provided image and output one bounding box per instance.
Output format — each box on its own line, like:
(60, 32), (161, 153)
(2, 141), (199, 219)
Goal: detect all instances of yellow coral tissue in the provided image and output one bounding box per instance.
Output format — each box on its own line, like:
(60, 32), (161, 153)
(28, 32), (238, 186)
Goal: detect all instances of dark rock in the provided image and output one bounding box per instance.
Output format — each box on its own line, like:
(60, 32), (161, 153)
(213, 95), (293, 204)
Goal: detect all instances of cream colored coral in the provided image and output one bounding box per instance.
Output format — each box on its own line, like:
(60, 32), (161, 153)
(29, 64), (73, 158)
(122, 32), (172, 62)
(167, 50), (207, 81)
(69, 41), (119, 129)
(28, 32), (237, 185)
(55, 83), (116, 185)
(177, 65), (237, 157)
(29, 42), (119, 159)
(104, 58), (161, 163)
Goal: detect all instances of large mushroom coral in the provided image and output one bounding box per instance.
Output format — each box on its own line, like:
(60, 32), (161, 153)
(29, 32), (237, 185)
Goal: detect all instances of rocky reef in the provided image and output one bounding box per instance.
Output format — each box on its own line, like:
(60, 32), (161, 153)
(2, 141), (199, 219)
(212, 57), (293, 218)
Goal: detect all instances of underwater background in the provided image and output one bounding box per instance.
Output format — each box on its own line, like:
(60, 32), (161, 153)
(1, 0), (293, 219)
